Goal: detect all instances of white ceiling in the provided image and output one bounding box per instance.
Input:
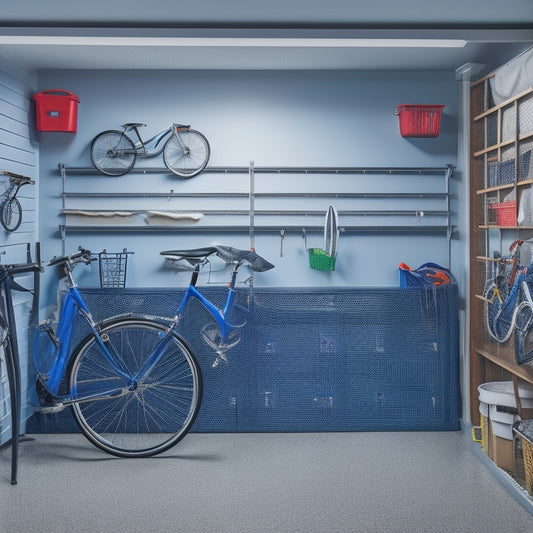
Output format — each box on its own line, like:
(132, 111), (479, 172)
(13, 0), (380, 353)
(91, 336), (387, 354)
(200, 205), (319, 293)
(0, 1), (532, 73)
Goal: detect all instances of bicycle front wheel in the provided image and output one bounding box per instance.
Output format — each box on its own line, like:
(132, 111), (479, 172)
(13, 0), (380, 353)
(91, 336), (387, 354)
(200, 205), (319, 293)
(0, 197), (22, 232)
(163, 128), (210, 177)
(90, 130), (136, 176)
(69, 318), (202, 457)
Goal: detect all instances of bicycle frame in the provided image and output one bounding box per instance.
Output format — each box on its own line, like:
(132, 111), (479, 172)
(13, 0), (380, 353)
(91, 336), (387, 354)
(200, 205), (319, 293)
(36, 286), (132, 401)
(176, 263), (240, 341)
(35, 258), (241, 403)
(127, 125), (173, 158)
(131, 263), (242, 378)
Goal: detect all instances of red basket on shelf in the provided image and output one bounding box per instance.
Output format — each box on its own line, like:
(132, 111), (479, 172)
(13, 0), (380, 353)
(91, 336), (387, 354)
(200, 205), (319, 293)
(489, 200), (517, 226)
(396, 104), (445, 138)
(33, 89), (80, 133)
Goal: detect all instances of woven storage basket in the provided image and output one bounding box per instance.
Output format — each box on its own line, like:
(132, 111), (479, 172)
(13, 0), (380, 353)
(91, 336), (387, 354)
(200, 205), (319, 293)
(481, 414), (489, 453)
(523, 438), (533, 496)
(513, 420), (533, 496)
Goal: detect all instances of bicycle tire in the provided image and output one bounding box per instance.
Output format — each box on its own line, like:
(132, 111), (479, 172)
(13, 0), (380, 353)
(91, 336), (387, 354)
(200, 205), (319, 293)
(163, 128), (210, 177)
(0, 197), (22, 232)
(0, 310), (7, 345)
(483, 282), (513, 343)
(515, 300), (533, 365)
(68, 317), (202, 458)
(90, 130), (136, 176)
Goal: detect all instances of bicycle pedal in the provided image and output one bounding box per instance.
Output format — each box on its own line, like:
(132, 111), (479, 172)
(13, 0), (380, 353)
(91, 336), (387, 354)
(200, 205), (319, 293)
(36, 403), (65, 414)
(212, 354), (228, 368)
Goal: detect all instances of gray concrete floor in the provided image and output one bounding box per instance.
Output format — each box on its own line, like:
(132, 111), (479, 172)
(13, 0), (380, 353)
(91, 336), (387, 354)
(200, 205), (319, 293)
(1, 431), (533, 533)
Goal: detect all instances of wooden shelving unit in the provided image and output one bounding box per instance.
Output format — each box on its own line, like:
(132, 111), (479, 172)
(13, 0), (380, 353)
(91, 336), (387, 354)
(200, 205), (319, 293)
(469, 76), (533, 425)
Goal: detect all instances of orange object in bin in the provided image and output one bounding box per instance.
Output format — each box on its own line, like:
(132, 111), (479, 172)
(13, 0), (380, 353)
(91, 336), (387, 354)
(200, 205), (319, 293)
(396, 104), (445, 138)
(33, 89), (80, 133)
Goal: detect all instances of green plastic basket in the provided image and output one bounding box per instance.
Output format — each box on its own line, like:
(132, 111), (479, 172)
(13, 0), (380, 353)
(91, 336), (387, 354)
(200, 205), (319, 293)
(308, 248), (336, 271)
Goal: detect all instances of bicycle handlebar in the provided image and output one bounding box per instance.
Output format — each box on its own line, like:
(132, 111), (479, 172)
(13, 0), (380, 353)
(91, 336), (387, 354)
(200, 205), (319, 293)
(3, 170), (35, 185)
(48, 247), (95, 267)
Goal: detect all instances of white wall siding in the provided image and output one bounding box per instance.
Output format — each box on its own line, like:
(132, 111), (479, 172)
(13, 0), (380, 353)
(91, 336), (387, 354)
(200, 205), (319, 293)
(0, 55), (38, 446)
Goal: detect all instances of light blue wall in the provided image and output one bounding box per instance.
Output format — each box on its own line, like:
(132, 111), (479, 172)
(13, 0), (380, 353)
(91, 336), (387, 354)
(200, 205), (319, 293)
(36, 69), (460, 297)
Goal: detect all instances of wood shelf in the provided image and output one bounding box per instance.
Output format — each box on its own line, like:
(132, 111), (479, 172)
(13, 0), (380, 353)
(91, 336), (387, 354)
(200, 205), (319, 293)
(469, 71), (533, 423)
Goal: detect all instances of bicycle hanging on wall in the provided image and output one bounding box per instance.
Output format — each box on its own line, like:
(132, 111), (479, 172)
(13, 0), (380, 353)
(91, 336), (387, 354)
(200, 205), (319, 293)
(90, 122), (210, 177)
(1, 171), (35, 232)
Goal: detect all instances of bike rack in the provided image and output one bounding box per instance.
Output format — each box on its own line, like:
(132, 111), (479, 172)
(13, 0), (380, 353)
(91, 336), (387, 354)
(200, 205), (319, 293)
(0, 242), (41, 484)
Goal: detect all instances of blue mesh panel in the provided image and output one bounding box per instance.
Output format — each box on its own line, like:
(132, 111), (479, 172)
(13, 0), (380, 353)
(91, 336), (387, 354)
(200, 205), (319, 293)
(27, 285), (459, 433)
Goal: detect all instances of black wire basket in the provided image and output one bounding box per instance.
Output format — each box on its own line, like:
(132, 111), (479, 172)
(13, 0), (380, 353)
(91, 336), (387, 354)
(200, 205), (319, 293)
(98, 248), (133, 288)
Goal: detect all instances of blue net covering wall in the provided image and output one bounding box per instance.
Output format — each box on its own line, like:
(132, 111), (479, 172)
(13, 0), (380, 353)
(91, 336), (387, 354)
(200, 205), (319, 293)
(27, 285), (459, 433)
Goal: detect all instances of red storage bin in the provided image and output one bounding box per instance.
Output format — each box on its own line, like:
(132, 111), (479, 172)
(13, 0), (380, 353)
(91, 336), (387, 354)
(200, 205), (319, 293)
(33, 89), (80, 133)
(396, 104), (445, 138)
(489, 201), (517, 226)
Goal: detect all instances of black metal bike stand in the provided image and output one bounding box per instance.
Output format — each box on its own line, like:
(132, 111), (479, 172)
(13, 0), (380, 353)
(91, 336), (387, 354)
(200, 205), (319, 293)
(4, 291), (20, 485)
(1, 243), (41, 484)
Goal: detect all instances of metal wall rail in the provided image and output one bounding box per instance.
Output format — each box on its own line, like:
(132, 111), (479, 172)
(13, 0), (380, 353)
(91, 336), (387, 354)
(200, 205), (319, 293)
(59, 164), (453, 175)
(58, 163), (455, 244)
(61, 208), (448, 217)
(59, 224), (451, 234)
(62, 191), (449, 199)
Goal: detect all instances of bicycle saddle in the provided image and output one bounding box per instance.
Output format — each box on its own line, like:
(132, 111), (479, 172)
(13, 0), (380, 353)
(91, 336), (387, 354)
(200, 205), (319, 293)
(160, 247), (217, 262)
(122, 123), (146, 129)
(161, 246), (275, 272)
(214, 246), (275, 272)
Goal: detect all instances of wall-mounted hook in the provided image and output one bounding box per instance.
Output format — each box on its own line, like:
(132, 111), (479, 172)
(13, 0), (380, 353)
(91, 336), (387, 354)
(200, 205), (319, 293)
(280, 229), (285, 257)
(415, 210), (424, 223)
(167, 189), (174, 201)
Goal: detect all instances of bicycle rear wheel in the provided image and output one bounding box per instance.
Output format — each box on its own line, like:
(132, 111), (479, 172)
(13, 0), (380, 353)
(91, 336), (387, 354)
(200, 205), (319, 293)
(69, 317), (202, 457)
(0, 197), (22, 232)
(90, 130), (136, 176)
(515, 300), (533, 365)
(163, 128), (210, 177)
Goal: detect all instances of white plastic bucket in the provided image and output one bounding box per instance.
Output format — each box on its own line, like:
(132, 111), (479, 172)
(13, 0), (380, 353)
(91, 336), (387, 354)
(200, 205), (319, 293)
(478, 381), (533, 441)
(478, 381), (533, 409)
(489, 404), (517, 439)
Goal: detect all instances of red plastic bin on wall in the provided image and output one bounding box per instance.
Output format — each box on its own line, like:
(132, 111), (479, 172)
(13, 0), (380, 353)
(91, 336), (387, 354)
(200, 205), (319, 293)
(489, 201), (517, 226)
(33, 89), (80, 133)
(395, 104), (445, 138)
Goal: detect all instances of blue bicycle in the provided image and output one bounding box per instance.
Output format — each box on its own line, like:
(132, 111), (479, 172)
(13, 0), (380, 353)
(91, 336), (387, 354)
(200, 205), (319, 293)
(33, 246), (274, 458)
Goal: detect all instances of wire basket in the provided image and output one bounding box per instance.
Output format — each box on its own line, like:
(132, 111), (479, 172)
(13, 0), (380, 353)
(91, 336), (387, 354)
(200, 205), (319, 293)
(98, 248), (132, 288)
(308, 248), (336, 271)
(395, 104), (445, 138)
